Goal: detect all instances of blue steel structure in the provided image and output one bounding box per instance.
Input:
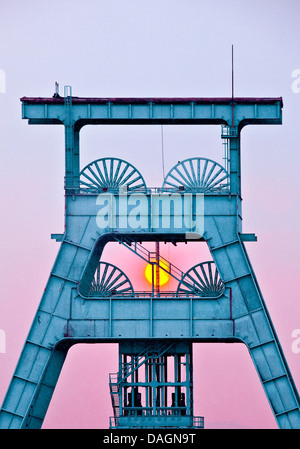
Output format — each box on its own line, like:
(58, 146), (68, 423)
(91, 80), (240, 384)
(0, 88), (299, 429)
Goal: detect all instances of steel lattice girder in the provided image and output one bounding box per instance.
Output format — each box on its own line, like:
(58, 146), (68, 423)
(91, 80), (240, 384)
(21, 96), (282, 126)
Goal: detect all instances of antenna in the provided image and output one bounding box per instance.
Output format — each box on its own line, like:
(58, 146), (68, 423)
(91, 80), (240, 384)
(231, 44), (234, 100)
(161, 125), (166, 181)
(231, 44), (234, 126)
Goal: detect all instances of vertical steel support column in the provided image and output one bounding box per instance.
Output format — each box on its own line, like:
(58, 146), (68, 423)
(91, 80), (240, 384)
(73, 127), (80, 190)
(64, 86), (73, 191)
(64, 86), (80, 193)
(145, 359), (149, 411)
(119, 351), (123, 419)
(174, 354), (178, 409)
(186, 346), (191, 416)
(156, 242), (160, 297)
(152, 359), (157, 417)
(228, 130), (241, 197)
(163, 355), (167, 410)
(228, 125), (243, 233)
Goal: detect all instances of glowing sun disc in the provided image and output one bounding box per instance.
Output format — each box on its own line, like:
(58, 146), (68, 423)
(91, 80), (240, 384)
(145, 261), (170, 287)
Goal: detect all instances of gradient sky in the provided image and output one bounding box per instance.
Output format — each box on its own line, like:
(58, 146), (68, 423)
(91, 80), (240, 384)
(0, 0), (300, 429)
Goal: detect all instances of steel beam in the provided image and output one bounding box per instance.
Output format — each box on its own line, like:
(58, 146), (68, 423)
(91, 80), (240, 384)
(21, 96), (282, 127)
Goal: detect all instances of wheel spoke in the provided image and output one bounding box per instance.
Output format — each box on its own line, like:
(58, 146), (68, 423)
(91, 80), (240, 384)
(189, 159), (197, 184)
(88, 164), (105, 187)
(119, 168), (137, 186)
(169, 172), (188, 186)
(181, 161), (194, 185)
(109, 158), (114, 186)
(102, 159), (110, 186)
(204, 167), (223, 188)
(103, 272), (124, 292)
(112, 159), (122, 185)
(115, 163), (130, 185)
(197, 158), (201, 184)
(80, 179), (99, 190)
(101, 266), (118, 291)
(174, 166), (193, 186)
(98, 263), (109, 291)
(81, 171), (103, 188)
(200, 159), (208, 185)
(202, 162), (217, 187)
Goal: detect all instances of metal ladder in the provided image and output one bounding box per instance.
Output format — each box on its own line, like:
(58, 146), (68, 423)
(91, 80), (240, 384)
(113, 235), (185, 283)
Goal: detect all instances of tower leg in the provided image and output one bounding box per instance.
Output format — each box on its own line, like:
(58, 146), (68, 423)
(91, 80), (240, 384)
(208, 233), (300, 428)
(0, 237), (91, 429)
(0, 331), (69, 428)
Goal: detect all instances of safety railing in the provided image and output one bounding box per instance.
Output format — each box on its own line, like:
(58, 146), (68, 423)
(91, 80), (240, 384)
(85, 290), (203, 299)
(109, 411), (204, 428)
(66, 185), (230, 195)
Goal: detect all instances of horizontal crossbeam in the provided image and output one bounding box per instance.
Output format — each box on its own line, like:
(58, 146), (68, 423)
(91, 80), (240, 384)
(21, 96), (282, 128)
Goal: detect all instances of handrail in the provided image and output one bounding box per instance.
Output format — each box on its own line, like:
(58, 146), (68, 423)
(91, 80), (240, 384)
(109, 412), (204, 428)
(67, 185), (230, 195)
(85, 290), (219, 299)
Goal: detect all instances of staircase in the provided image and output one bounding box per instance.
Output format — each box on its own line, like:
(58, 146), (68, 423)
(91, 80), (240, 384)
(113, 235), (187, 283)
(109, 342), (174, 426)
(109, 379), (120, 426)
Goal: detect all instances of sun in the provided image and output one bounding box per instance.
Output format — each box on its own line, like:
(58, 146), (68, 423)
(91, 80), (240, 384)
(144, 261), (170, 287)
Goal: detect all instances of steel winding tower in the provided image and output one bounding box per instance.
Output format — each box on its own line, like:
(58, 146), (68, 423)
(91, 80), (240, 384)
(0, 88), (300, 429)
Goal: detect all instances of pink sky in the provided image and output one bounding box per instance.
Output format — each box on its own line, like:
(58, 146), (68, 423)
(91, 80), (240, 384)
(0, 0), (300, 429)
